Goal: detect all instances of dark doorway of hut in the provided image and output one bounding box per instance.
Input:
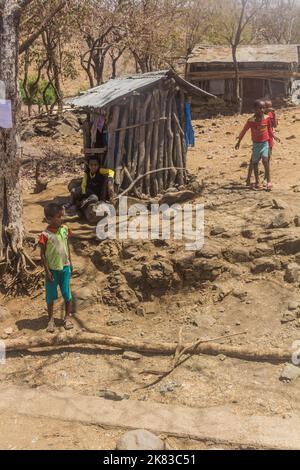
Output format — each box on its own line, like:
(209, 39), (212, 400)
(242, 78), (265, 113)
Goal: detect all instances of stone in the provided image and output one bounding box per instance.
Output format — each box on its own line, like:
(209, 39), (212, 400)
(288, 301), (300, 311)
(3, 327), (13, 336)
(241, 229), (255, 239)
(106, 313), (125, 326)
(218, 354), (226, 361)
(124, 266), (144, 286)
(210, 226), (226, 236)
(222, 247), (251, 263)
(286, 135), (296, 140)
(294, 216), (300, 227)
(251, 257), (280, 274)
(136, 306), (145, 316)
(272, 199), (289, 210)
(281, 311), (297, 323)
(160, 381), (180, 395)
(232, 290), (248, 301)
(123, 351), (142, 361)
(141, 303), (157, 315)
(142, 261), (174, 289)
(75, 287), (95, 309)
(196, 246), (221, 259)
(0, 306), (10, 323)
(250, 245), (274, 259)
(280, 364), (300, 382)
(275, 237), (300, 255)
(116, 429), (165, 450)
(268, 213), (291, 229)
(284, 263), (300, 284)
(99, 390), (126, 401)
(92, 241), (121, 273)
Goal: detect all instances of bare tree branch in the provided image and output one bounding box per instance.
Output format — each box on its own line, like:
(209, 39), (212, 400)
(19, 0), (66, 54)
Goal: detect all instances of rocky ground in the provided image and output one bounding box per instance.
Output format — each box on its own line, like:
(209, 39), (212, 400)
(1, 107), (300, 449)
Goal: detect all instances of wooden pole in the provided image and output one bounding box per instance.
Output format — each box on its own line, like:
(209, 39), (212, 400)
(106, 105), (120, 169)
(144, 92), (155, 195)
(115, 104), (129, 187)
(166, 90), (176, 188)
(131, 96), (141, 180)
(136, 92), (152, 192)
(150, 89), (160, 196)
(157, 87), (168, 193)
(172, 97), (184, 186)
(126, 96), (135, 169)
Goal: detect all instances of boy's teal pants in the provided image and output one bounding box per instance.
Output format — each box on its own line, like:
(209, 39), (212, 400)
(45, 265), (72, 305)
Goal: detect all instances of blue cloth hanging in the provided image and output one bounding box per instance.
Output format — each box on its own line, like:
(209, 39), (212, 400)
(184, 102), (195, 149)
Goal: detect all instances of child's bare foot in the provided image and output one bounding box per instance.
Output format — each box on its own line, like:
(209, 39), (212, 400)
(63, 316), (74, 330)
(46, 319), (55, 333)
(266, 182), (273, 191)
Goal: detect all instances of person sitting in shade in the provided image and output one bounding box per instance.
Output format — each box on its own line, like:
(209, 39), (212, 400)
(69, 156), (114, 210)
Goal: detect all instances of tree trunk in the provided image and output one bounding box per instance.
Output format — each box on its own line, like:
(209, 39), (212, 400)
(232, 45), (242, 114)
(0, 2), (24, 260)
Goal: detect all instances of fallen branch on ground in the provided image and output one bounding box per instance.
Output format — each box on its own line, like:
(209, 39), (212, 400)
(4, 331), (292, 364)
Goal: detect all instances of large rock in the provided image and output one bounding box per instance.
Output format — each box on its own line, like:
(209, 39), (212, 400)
(251, 257), (281, 274)
(142, 261), (174, 289)
(180, 258), (225, 283)
(280, 364), (300, 382)
(250, 244), (274, 259)
(284, 263), (300, 284)
(222, 247), (251, 263)
(275, 237), (300, 255)
(268, 213), (291, 229)
(92, 240), (121, 273)
(74, 287), (95, 309)
(116, 429), (165, 450)
(124, 265), (144, 287)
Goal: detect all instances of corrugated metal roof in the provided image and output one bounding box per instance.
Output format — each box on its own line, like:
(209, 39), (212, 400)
(188, 44), (300, 64)
(66, 70), (215, 110)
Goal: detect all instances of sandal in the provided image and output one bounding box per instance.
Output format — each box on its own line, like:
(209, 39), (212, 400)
(266, 182), (273, 191)
(253, 184), (262, 190)
(46, 319), (55, 333)
(63, 317), (74, 330)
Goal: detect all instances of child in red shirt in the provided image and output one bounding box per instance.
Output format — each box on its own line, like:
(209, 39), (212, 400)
(265, 99), (278, 160)
(235, 100), (279, 190)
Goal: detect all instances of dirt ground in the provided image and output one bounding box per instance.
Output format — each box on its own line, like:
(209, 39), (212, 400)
(1, 107), (300, 449)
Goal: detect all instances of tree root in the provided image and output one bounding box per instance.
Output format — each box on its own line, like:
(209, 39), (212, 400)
(1, 246), (43, 296)
(4, 331), (292, 365)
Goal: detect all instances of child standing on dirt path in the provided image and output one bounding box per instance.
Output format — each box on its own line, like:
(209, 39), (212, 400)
(39, 203), (73, 333)
(235, 99), (279, 191)
(265, 99), (278, 163)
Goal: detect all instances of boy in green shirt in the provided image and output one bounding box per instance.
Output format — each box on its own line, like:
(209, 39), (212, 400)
(39, 203), (73, 333)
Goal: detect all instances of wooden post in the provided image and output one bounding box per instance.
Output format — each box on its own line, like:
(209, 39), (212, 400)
(106, 105), (120, 169)
(136, 92), (152, 192)
(172, 97), (184, 186)
(166, 90), (176, 188)
(143, 92), (155, 195)
(82, 114), (92, 150)
(150, 89), (160, 196)
(157, 87), (168, 193)
(126, 96), (135, 169)
(115, 104), (129, 186)
(131, 95), (141, 180)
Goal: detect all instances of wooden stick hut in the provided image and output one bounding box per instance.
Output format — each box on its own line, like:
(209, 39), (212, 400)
(67, 70), (215, 197)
